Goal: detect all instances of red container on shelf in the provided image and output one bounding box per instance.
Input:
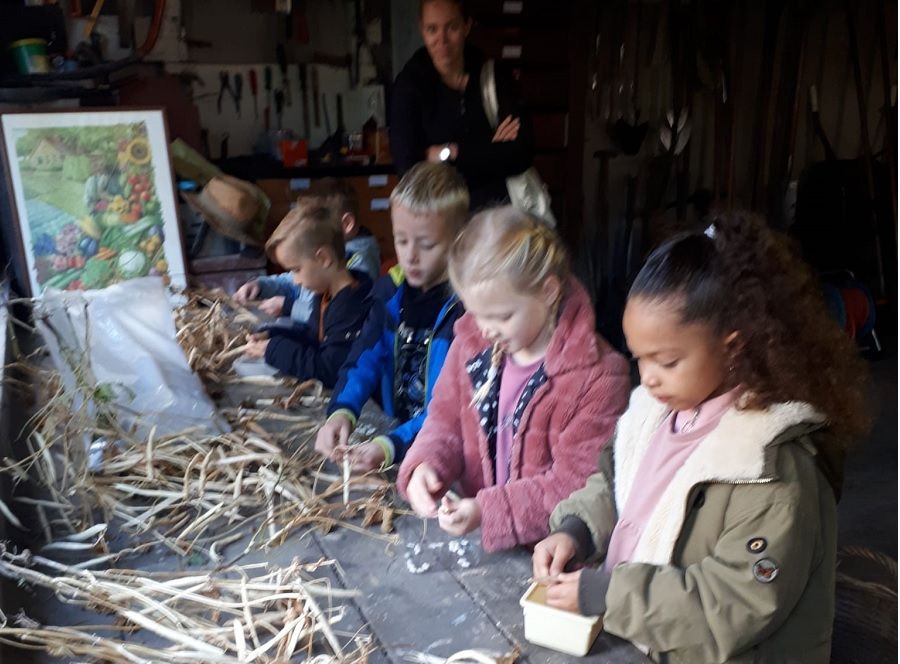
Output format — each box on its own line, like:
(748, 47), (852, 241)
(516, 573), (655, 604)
(279, 139), (308, 167)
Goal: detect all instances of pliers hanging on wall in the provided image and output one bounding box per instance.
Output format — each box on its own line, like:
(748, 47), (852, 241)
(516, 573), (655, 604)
(217, 70), (235, 115)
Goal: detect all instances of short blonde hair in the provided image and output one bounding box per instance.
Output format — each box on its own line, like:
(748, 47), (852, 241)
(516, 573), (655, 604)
(449, 206), (569, 295)
(265, 199), (344, 263)
(390, 162), (469, 230)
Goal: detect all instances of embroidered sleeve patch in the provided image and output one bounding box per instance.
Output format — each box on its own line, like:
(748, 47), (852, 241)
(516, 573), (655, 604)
(752, 558), (779, 583)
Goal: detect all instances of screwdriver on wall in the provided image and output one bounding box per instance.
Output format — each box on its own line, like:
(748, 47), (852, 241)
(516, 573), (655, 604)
(264, 66), (273, 124)
(274, 89), (285, 130)
(232, 72), (243, 116)
(248, 69), (259, 119)
(276, 43), (292, 106)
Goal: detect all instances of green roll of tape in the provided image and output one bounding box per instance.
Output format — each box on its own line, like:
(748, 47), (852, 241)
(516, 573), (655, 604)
(9, 38), (50, 74)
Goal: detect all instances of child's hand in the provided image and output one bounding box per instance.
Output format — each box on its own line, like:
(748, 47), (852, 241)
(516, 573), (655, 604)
(233, 280), (261, 304)
(243, 332), (269, 359)
(544, 570), (582, 613)
(532, 532), (579, 579)
(406, 463), (444, 518)
(315, 414), (352, 460)
(338, 441), (385, 473)
(437, 496), (481, 536)
(258, 296), (285, 317)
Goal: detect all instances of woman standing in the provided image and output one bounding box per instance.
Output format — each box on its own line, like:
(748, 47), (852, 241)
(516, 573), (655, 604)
(390, 0), (535, 211)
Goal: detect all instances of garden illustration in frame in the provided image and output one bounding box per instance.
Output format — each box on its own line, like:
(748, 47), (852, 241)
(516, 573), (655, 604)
(1, 109), (186, 296)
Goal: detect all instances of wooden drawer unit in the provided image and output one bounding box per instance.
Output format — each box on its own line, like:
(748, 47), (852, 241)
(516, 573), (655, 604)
(346, 174), (398, 263)
(468, 27), (568, 65)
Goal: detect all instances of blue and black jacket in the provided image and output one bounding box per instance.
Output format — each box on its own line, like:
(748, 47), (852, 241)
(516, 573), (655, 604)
(263, 270), (372, 388)
(327, 276), (462, 465)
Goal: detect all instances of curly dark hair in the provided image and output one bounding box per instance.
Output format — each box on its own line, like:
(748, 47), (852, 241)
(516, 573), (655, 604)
(629, 210), (870, 446)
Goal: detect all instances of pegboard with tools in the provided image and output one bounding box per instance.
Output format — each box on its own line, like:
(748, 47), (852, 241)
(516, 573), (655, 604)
(167, 62), (386, 160)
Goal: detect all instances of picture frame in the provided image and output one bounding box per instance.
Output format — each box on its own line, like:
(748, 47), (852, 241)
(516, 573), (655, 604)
(0, 108), (186, 296)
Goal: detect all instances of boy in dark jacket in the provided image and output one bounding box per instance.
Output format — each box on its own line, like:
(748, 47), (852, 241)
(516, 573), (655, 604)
(243, 200), (371, 388)
(315, 162), (469, 472)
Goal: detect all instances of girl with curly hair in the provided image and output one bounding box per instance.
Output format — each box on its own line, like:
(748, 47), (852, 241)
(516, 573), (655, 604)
(532, 211), (869, 663)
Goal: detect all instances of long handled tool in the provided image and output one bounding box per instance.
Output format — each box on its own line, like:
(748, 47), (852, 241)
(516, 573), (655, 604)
(248, 69), (259, 119)
(844, 0), (887, 297)
(276, 43), (292, 106)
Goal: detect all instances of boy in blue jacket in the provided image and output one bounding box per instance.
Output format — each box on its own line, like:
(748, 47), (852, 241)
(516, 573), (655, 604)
(315, 162), (469, 472)
(234, 178), (381, 322)
(243, 200), (372, 388)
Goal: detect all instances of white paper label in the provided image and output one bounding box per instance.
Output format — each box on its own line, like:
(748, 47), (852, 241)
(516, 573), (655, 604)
(502, 45), (523, 59)
(503, 1), (524, 14)
(368, 174), (389, 187)
(370, 198), (390, 211)
(289, 178), (311, 191)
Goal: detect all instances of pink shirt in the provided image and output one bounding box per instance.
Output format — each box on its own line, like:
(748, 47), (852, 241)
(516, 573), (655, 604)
(604, 389), (739, 571)
(495, 356), (544, 486)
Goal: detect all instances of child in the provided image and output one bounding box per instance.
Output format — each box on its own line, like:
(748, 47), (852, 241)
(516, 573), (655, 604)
(243, 200), (372, 388)
(533, 212), (869, 663)
(234, 178), (381, 322)
(397, 207), (630, 552)
(314, 162), (470, 472)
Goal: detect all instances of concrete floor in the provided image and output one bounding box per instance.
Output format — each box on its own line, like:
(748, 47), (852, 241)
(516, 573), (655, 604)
(836, 337), (898, 559)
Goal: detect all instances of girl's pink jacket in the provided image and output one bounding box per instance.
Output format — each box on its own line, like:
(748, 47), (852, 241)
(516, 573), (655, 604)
(397, 278), (630, 552)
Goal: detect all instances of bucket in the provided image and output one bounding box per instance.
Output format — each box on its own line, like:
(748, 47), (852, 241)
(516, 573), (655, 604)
(9, 38), (50, 74)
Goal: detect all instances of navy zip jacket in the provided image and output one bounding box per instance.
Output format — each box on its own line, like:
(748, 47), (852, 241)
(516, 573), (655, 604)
(264, 270), (373, 388)
(327, 279), (463, 463)
(390, 45), (534, 211)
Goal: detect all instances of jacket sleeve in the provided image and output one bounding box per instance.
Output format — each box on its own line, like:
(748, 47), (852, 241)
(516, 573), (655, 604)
(548, 440), (619, 562)
(327, 320), (391, 419)
(476, 367), (630, 552)
(454, 63), (535, 184)
(396, 337), (467, 496)
(255, 273), (300, 300)
(346, 242), (381, 282)
(603, 486), (824, 662)
(389, 75), (425, 175)
(265, 310), (364, 388)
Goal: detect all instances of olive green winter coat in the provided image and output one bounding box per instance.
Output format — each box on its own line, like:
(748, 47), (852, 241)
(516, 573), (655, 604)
(550, 386), (842, 664)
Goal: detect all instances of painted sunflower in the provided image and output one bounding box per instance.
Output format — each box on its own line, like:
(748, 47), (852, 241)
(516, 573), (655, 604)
(125, 138), (151, 165)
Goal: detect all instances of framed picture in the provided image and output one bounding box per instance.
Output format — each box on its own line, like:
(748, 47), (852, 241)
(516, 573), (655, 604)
(0, 108), (186, 296)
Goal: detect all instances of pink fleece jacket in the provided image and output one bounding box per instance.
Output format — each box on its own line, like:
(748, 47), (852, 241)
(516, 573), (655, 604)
(397, 278), (630, 552)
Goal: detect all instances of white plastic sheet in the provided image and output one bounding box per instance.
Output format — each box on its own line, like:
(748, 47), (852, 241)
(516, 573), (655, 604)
(35, 276), (227, 438)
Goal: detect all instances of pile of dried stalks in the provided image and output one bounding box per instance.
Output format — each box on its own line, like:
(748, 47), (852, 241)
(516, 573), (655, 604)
(0, 289), (400, 662)
(0, 546), (374, 663)
(0, 289), (398, 565)
(1, 367), (397, 565)
(173, 287), (262, 385)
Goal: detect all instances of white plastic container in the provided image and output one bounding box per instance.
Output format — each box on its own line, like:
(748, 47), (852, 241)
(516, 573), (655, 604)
(519, 582), (603, 656)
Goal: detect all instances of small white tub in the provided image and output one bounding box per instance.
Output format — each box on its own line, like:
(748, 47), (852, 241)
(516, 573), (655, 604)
(519, 582), (603, 656)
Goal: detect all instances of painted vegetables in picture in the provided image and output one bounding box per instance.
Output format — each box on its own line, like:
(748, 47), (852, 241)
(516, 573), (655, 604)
(1, 110), (186, 296)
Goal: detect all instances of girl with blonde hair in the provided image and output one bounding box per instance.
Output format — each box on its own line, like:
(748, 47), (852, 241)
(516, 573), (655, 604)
(397, 206), (630, 551)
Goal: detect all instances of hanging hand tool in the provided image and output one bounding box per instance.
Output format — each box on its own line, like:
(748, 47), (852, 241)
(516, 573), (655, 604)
(311, 66), (321, 127)
(276, 43), (292, 106)
(274, 89), (285, 130)
(264, 66), (273, 128)
(299, 64), (310, 138)
(233, 72), (243, 116)
(248, 69), (259, 119)
(217, 70), (233, 115)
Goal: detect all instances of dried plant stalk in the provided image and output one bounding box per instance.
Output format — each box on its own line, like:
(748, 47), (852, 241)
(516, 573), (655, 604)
(0, 546), (375, 663)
